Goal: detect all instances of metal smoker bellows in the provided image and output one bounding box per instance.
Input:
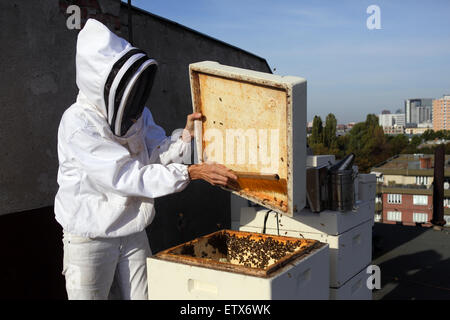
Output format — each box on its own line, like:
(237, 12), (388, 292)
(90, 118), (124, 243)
(306, 153), (356, 213)
(329, 153), (356, 212)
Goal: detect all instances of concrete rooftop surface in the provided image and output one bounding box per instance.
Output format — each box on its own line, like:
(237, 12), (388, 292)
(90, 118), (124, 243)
(372, 223), (450, 300)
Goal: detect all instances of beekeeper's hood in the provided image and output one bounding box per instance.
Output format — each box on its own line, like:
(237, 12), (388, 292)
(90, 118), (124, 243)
(76, 19), (157, 136)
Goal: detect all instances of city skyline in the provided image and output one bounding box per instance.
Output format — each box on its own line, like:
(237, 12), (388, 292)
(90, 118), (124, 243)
(130, 0), (450, 123)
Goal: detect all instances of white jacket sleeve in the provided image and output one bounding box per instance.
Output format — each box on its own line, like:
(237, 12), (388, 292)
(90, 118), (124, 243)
(68, 126), (190, 199)
(143, 109), (191, 165)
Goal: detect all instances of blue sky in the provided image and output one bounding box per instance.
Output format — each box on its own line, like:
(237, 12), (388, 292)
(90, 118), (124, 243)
(129, 0), (450, 124)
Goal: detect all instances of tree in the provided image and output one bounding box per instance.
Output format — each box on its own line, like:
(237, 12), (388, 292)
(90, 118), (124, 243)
(435, 130), (446, 139)
(310, 116), (323, 145)
(410, 135), (423, 146)
(346, 114), (387, 172)
(422, 129), (435, 141)
(388, 134), (409, 156)
(306, 114), (450, 174)
(323, 113), (337, 148)
(335, 135), (349, 159)
(365, 114), (379, 128)
(310, 143), (329, 156)
(402, 135), (422, 154)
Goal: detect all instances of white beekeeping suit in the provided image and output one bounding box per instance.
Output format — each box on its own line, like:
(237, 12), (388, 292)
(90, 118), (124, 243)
(54, 19), (191, 300)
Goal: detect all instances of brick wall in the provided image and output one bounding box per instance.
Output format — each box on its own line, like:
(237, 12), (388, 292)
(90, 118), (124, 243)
(382, 193), (433, 226)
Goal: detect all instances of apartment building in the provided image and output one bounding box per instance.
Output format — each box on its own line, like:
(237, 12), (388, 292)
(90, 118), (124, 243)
(371, 154), (450, 227)
(433, 95), (450, 131)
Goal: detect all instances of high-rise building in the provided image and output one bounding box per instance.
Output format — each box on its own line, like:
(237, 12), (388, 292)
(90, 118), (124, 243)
(379, 114), (392, 127)
(433, 95), (450, 131)
(393, 113), (406, 127)
(405, 98), (433, 126)
(379, 112), (406, 134)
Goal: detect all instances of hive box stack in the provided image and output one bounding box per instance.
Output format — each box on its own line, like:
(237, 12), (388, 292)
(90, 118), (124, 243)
(147, 230), (329, 300)
(238, 156), (376, 300)
(146, 61), (331, 300)
(358, 174), (377, 226)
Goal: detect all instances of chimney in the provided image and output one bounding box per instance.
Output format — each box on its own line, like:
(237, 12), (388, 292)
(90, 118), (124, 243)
(420, 157), (432, 169)
(432, 146), (446, 226)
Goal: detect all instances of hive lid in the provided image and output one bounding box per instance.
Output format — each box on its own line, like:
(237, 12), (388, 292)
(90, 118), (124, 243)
(189, 61), (307, 216)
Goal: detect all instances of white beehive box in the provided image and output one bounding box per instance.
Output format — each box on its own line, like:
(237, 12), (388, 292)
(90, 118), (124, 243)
(306, 155), (335, 168)
(147, 230), (329, 300)
(231, 194), (248, 230)
(240, 217), (372, 287)
(329, 266), (373, 300)
(358, 174), (376, 202)
(240, 200), (373, 236)
(190, 61), (307, 217)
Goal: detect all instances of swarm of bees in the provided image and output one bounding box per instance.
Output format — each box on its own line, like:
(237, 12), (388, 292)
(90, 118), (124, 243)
(179, 231), (303, 270)
(225, 233), (302, 269)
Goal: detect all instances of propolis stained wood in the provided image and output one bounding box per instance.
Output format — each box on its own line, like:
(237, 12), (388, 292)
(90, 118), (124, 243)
(189, 61), (307, 216)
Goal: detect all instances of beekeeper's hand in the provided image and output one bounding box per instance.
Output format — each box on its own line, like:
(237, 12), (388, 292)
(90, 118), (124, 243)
(188, 163), (238, 188)
(182, 112), (202, 142)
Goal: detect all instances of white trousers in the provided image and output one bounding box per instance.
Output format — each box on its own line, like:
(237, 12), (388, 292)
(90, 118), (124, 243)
(62, 230), (151, 300)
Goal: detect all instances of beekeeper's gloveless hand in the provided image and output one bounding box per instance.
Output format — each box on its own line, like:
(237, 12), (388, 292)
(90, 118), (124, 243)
(188, 163), (238, 187)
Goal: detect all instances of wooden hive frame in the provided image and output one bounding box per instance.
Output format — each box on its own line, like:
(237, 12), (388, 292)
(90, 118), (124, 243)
(189, 61), (307, 216)
(154, 230), (324, 278)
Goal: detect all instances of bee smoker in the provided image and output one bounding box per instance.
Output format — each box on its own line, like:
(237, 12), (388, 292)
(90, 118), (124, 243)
(328, 153), (356, 212)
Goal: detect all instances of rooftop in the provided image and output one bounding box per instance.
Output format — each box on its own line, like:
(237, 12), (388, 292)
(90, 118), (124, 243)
(372, 154), (450, 177)
(372, 223), (450, 300)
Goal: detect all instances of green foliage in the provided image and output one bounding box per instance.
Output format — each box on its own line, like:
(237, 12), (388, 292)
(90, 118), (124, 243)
(323, 113), (337, 148)
(309, 142), (329, 156)
(310, 116), (323, 145)
(421, 130), (435, 141)
(308, 113), (450, 173)
(410, 135), (423, 146)
(344, 114), (387, 172)
(387, 134), (409, 155)
(421, 129), (450, 141)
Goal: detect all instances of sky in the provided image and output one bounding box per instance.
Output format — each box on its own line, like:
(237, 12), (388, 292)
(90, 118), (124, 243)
(128, 0), (450, 124)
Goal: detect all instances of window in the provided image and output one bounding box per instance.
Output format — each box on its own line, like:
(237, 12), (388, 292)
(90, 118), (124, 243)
(413, 195), (428, 206)
(387, 194), (402, 204)
(413, 213), (428, 224)
(415, 176), (429, 185)
(444, 198), (450, 208)
(387, 211), (402, 222)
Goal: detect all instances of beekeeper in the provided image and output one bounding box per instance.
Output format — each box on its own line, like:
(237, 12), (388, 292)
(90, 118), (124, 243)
(54, 19), (237, 300)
